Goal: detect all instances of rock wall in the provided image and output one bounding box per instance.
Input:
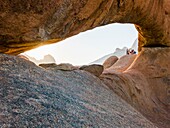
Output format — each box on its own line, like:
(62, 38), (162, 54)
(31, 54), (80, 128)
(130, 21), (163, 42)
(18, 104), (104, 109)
(101, 47), (170, 128)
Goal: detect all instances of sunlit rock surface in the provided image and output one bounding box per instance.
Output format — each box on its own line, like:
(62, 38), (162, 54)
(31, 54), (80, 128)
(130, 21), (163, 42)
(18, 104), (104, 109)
(103, 56), (118, 69)
(0, 54), (156, 127)
(0, 1), (169, 128)
(79, 64), (104, 77)
(103, 54), (137, 73)
(101, 47), (170, 128)
(39, 63), (78, 71)
(0, 0), (170, 54)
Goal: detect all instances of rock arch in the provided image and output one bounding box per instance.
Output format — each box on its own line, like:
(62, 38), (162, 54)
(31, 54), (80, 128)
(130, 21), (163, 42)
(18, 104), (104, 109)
(0, 0), (169, 54)
(0, 0), (169, 127)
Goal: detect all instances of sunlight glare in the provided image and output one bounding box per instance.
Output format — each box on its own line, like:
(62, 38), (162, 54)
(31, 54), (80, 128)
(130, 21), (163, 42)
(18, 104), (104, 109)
(24, 23), (138, 65)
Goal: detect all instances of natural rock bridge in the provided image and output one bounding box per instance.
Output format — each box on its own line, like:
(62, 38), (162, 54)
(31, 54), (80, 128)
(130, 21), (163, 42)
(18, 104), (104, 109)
(0, 0), (169, 128)
(0, 0), (170, 53)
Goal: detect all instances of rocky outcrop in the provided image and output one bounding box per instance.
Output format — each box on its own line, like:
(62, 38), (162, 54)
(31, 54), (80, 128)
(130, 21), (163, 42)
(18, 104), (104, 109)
(103, 56), (118, 69)
(101, 47), (170, 128)
(0, 0), (170, 54)
(39, 63), (103, 77)
(79, 64), (104, 77)
(0, 1), (169, 128)
(0, 54), (156, 127)
(104, 54), (137, 73)
(39, 63), (78, 71)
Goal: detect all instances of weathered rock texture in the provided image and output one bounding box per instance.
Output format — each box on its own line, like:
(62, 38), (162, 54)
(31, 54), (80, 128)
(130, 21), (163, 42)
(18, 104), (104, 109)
(0, 0), (170, 54)
(79, 64), (104, 77)
(0, 54), (156, 128)
(101, 47), (170, 128)
(104, 55), (136, 72)
(103, 56), (118, 69)
(39, 63), (78, 71)
(0, 1), (170, 128)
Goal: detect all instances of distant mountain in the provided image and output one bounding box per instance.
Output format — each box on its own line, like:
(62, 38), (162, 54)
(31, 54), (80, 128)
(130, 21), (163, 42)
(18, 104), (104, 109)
(23, 54), (56, 65)
(91, 47), (128, 64)
(91, 39), (138, 64)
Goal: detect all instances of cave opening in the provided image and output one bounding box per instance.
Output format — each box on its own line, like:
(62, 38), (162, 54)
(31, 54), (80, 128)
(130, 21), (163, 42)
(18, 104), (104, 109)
(22, 23), (138, 65)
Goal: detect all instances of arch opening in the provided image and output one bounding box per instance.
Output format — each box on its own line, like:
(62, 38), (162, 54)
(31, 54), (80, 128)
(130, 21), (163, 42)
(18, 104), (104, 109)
(22, 23), (138, 65)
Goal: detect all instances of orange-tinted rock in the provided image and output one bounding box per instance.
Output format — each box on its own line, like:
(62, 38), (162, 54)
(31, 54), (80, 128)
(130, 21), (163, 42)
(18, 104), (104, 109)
(103, 56), (118, 69)
(104, 54), (137, 73)
(0, 0), (170, 54)
(80, 64), (104, 77)
(101, 47), (170, 128)
(17, 54), (30, 60)
(0, 1), (169, 127)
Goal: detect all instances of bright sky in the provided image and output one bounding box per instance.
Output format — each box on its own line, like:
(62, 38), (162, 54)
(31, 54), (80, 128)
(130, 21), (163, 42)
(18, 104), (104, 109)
(24, 23), (138, 65)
